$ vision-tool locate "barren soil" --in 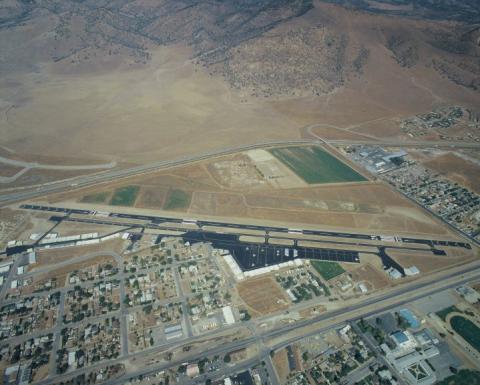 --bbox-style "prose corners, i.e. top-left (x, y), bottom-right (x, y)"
top-left (421, 152), bottom-right (480, 194)
top-left (0, 1), bottom-right (479, 179)
top-left (42, 154), bottom-right (456, 237)
top-left (236, 276), bottom-right (290, 317)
